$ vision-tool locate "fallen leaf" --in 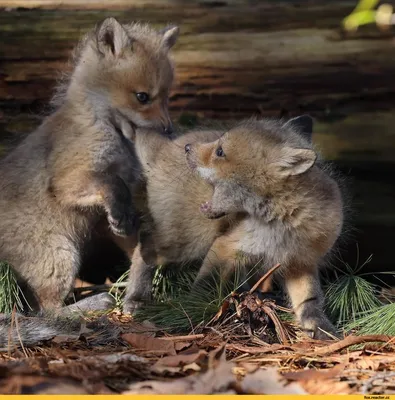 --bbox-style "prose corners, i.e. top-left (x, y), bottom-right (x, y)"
top-left (154, 350), bottom-right (207, 368)
top-left (209, 299), bottom-right (230, 324)
top-left (0, 375), bottom-right (98, 394)
top-left (283, 364), bottom-right (346, 381)
top-left (124, 359), bottom-right (235, 394)
top-left (175, 341), bottom-right (192, 352)
top-left (349, 357), bottom-right (382, 371)
top-left (121, 333), bottom-right (176, 355)
top-left (208, 344), bottom-right (227, 369)
top-left (240, 368), bottom-right (306, 394)
top-left (301, 380), bottom-right (352, 395)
